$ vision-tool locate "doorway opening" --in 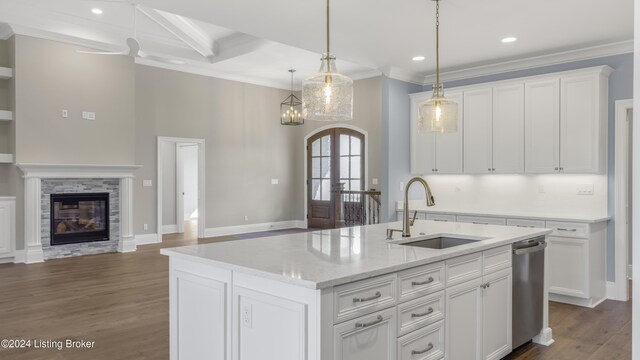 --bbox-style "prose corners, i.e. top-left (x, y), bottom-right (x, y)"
top-left (157, 137), bottom-right (206, 240)
top-left (614, 99), bottom-right (633, 301)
